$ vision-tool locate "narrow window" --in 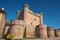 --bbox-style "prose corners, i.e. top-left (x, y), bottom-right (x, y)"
top-left (31, 23), bottom-right (32, 25)
top-left (34, 19), bottom-right (36, 21)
